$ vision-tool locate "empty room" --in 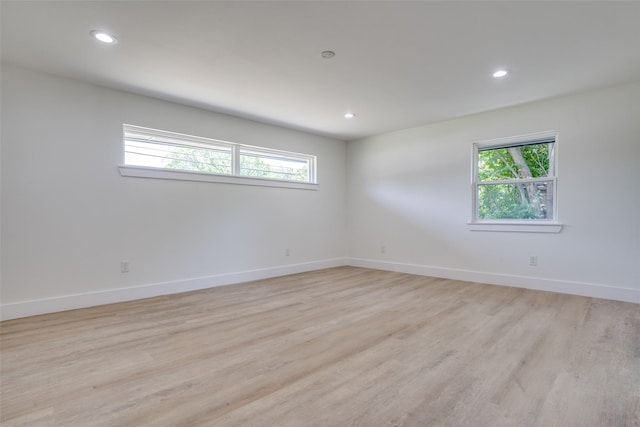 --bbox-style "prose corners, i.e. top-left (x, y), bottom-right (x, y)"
top-left (1, 1), bottom-right (639, 426)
